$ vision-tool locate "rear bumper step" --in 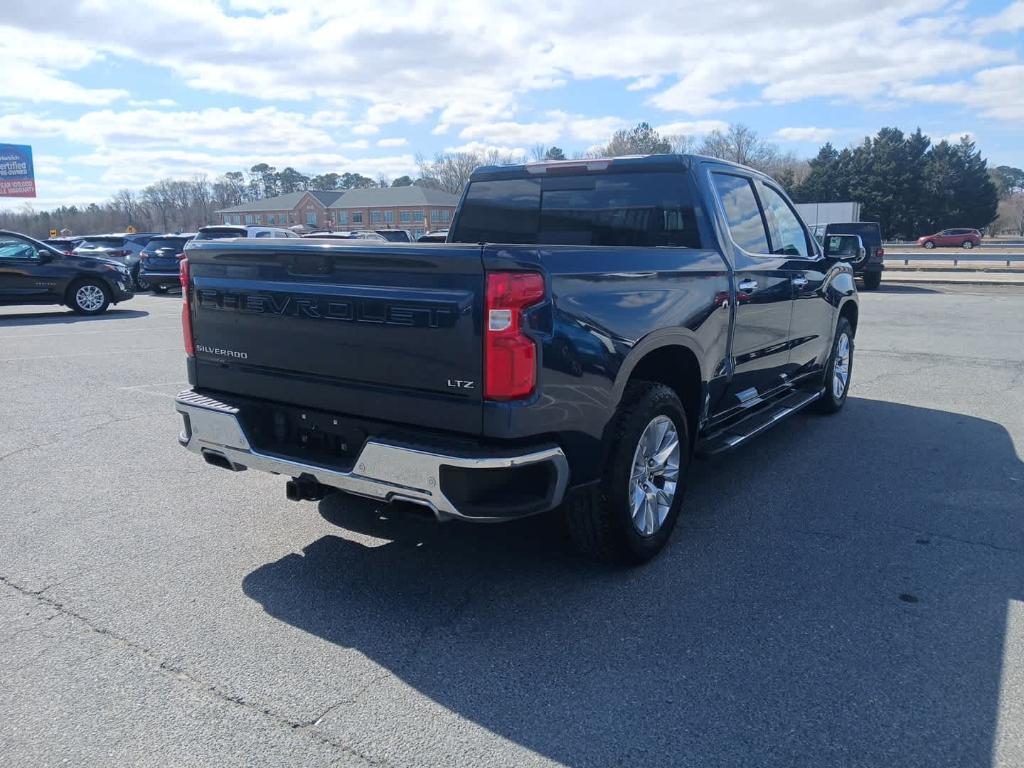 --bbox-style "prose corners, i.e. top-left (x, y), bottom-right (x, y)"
top-left (174, 390), bottom-right (569, 522)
